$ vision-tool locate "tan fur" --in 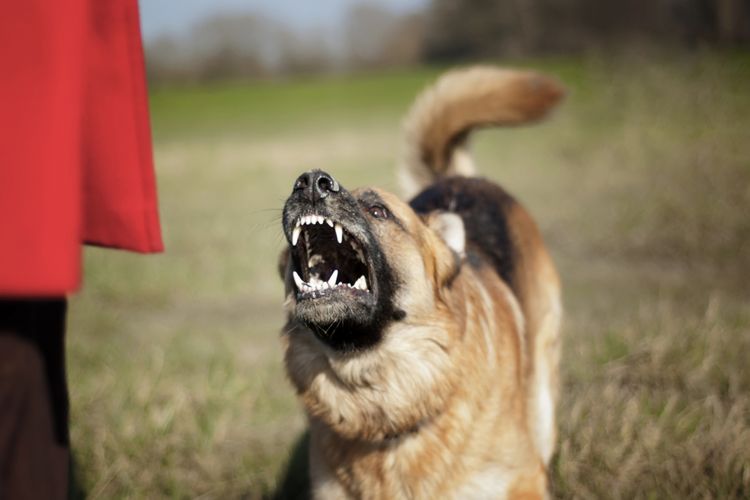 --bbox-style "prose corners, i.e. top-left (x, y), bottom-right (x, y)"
top-left (281, 66), bottom-right (563, 499)
top-left (399, 66), bottom-right (564, 198)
